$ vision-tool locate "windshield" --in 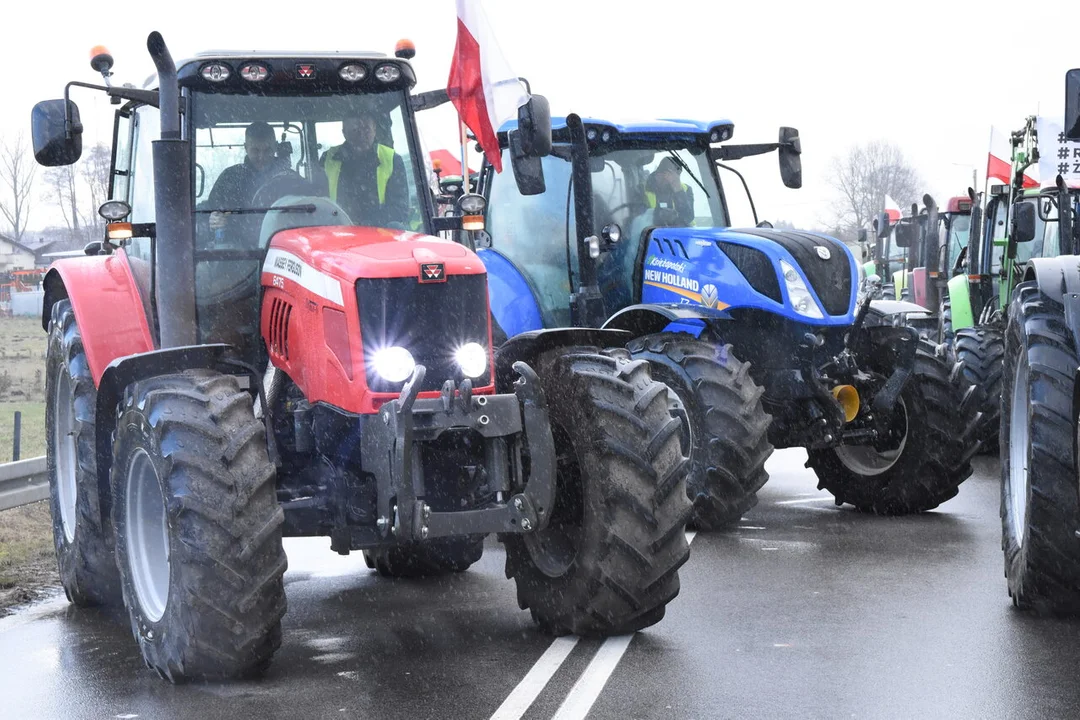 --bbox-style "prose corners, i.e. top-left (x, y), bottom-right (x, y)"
top-left (193, 90), bottom-right (426, 238)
